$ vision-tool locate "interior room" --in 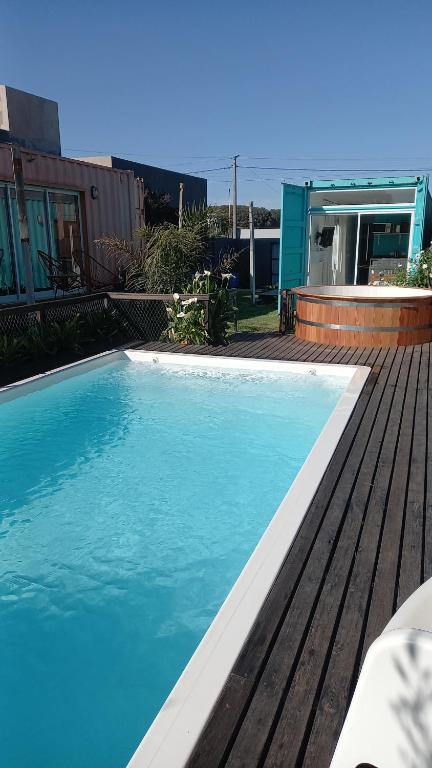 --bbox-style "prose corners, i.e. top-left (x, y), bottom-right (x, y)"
top-left (308, 211), bottom-right (412, 286)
